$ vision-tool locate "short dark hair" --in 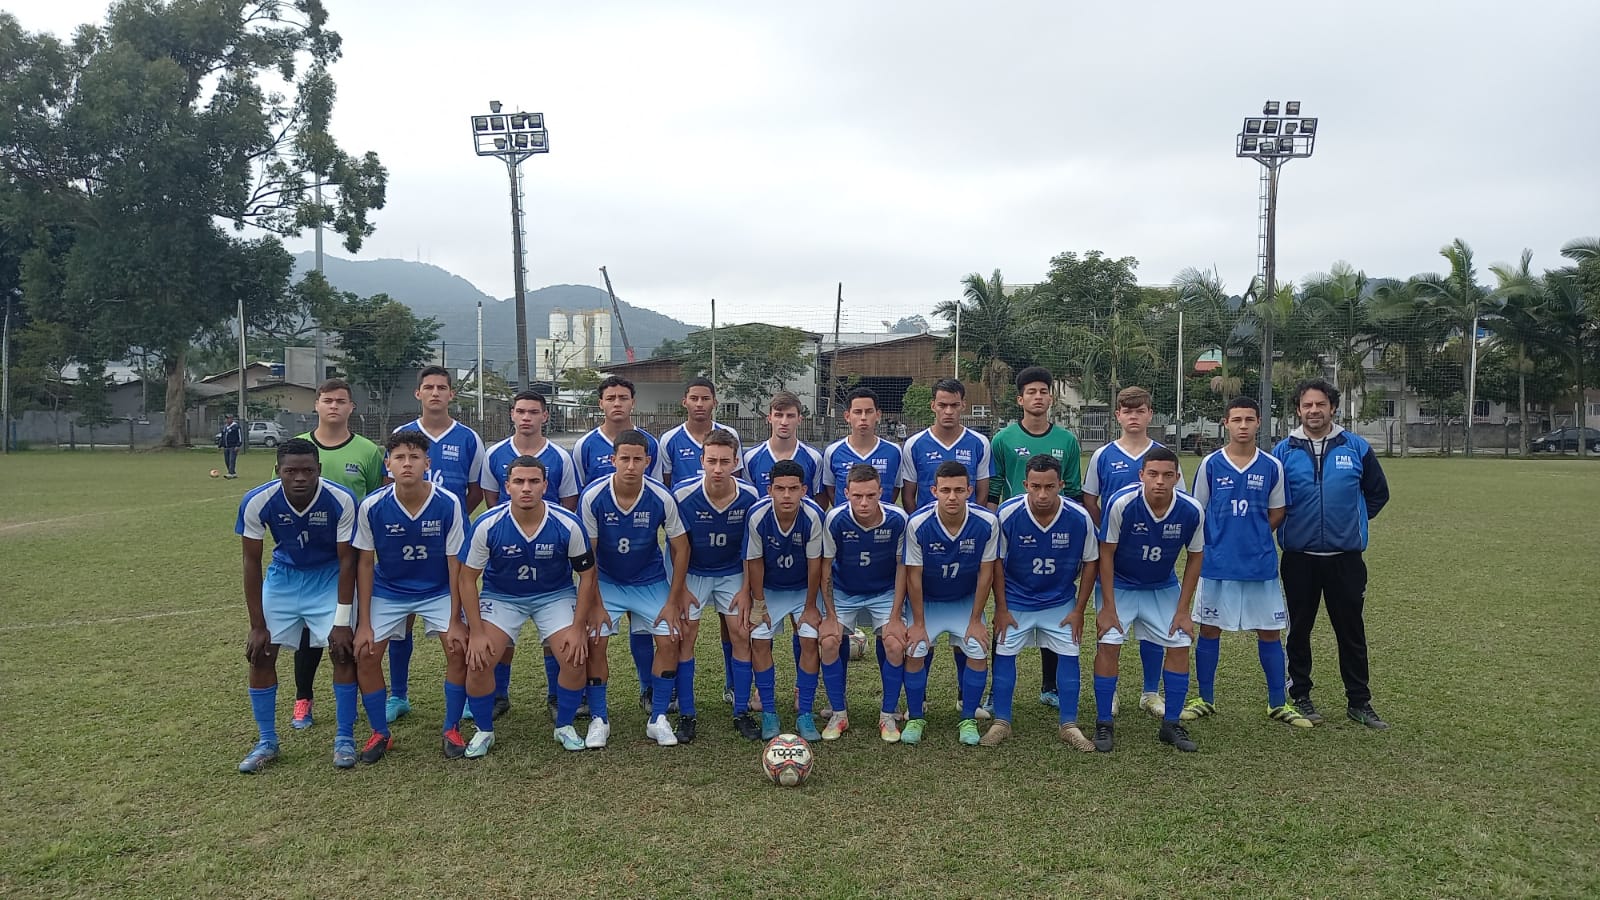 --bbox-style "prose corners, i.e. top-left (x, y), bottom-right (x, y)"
top-left (934, 460), bottom-right (969, 482)
top-left (932, 378), bottom-right (966, 399)
top-left (418, 365), bottom-right (451, 387)
top-left (512, 390), bottom-right (548, 411)
top-left (769, 459), bottom-right (805, 483)
top-left (1225, 395), bottom-right (1260, 417)
top-left (1024, 453), bottom-right (1062, 476)
top-left (684, 377), bottom-right (716, 397)
top-left (506, 454), bottom-right (547, 479)
top-left (703, 429), bottom-right (738, 452)
top-left (277, 437), bottom-right (319, 465)
top-left (1141, 445), bottom-right (1180, 470)
top-left (1292, 378), bottom-right (1340, 410)
top-left (768, 391), bottom-right (802, 413)
top-left (599, 375), bottom-right (635, 398)
top-left (1015, 367), bottom-right (1052, 393)
top-left (615, 429), bottom-right (651, 453)
top-left (846, 463), bottom-right (882, 485)
top-left (386, 430), bottom-right (432, 455)
top-left (316, 378), bottom-right (353, 399)
top-left (846, 386), bottom-right (880, 410)
top-left (1117, 386), bottom-right (1152, 410)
